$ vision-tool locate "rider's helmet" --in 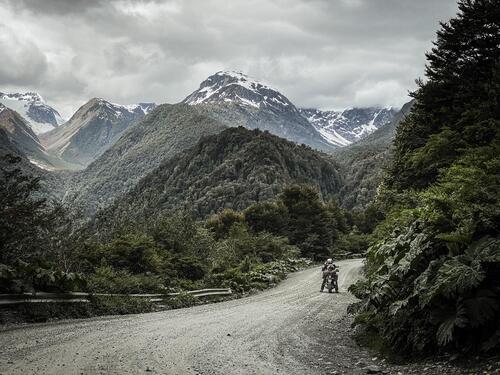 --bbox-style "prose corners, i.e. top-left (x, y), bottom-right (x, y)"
top-left (326, 258), bottom-right (333, 264)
